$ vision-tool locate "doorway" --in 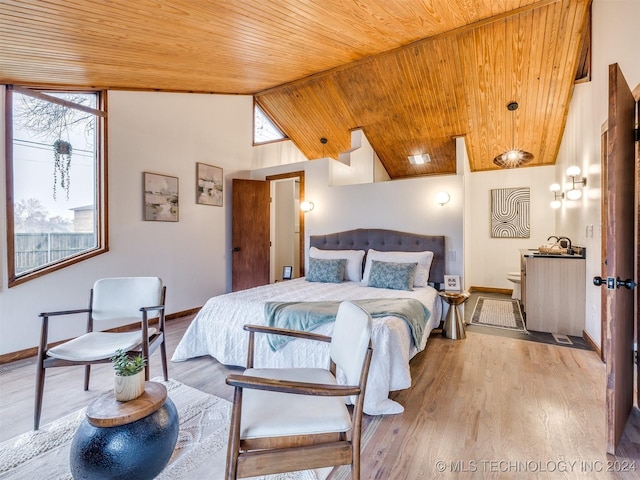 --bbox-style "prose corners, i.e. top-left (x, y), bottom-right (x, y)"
top-left (232, 171), bottom-right (306, 291)
top-left (267, 171), bottom-right (305, 282)
top-left (270, 177), bottom-right (301, 282)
